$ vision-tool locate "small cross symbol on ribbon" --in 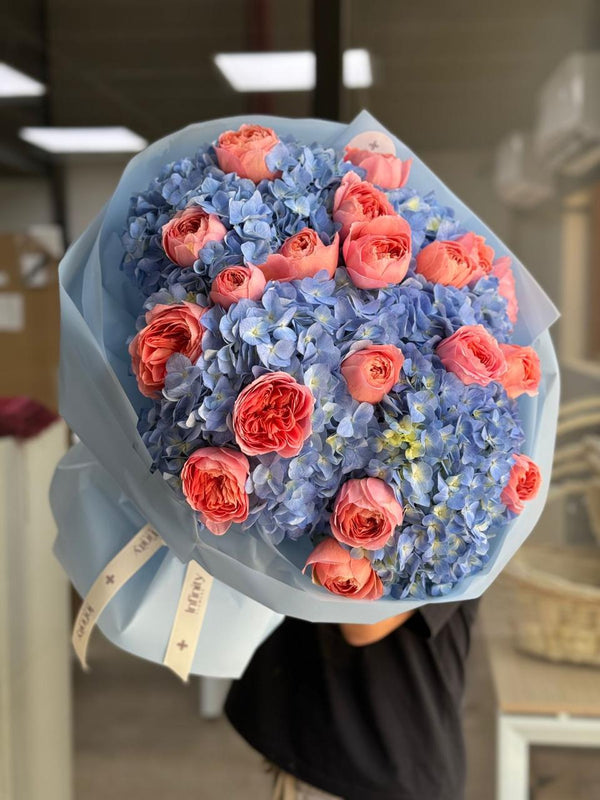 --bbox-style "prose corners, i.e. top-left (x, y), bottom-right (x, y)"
top-left (368, 140), bottom-right (380, 151)
top-left (177, 640), bottom-right (188, 651)
top-left (105, 574), bottom-right (115, 585)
